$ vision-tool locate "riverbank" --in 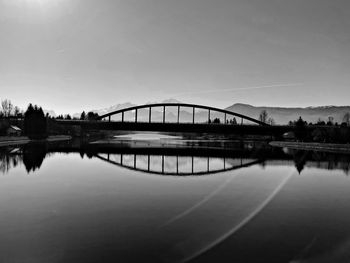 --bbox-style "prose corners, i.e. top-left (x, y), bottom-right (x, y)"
top-left (0, 135), bottom-right (72, 146)
top-left (270, 141), bottom-right (350, 153)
